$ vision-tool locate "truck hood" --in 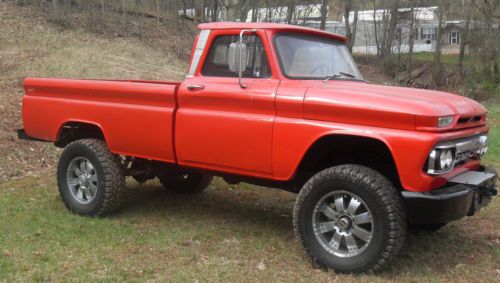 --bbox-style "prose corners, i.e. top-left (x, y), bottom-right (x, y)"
top-left (303, 81), bottom-right (487, 131)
